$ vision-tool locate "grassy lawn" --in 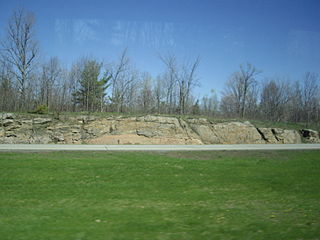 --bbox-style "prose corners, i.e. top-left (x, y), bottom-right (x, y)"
top-left (0, 150), bottom-right (320, 240)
